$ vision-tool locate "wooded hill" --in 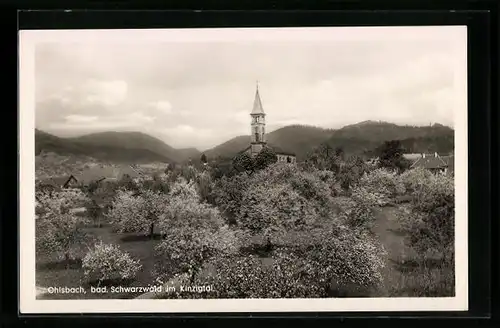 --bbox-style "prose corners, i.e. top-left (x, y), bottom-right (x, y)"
top-left (35, 121), bottom-right (454, 164)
